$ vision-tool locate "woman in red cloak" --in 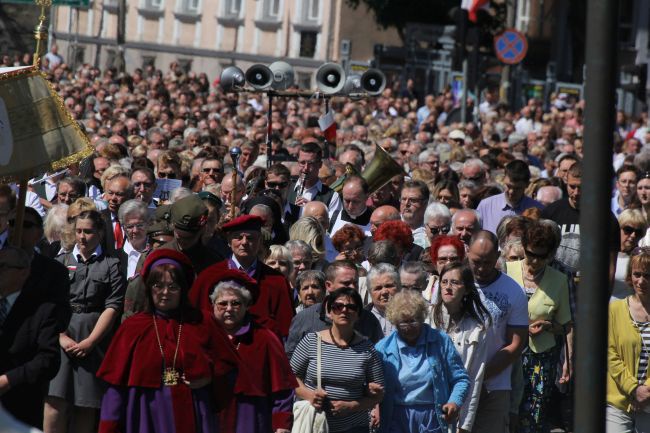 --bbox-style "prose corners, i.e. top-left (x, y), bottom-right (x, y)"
top-left (96, 249), bottom-right (245, 433)
top-left (209, 269), bottom-right (298, 433)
